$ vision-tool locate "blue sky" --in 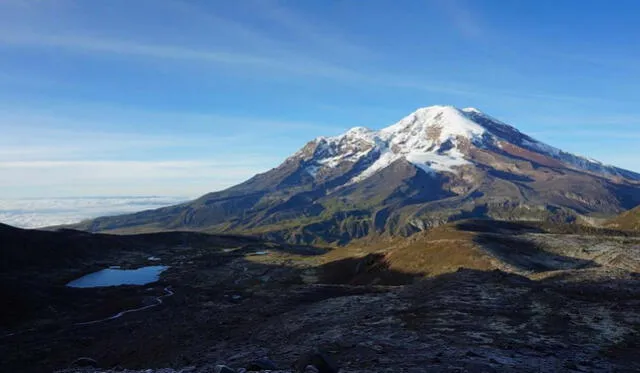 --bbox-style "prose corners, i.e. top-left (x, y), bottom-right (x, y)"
top-left (1, 0), bottom-right (639, 198)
